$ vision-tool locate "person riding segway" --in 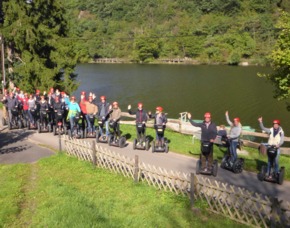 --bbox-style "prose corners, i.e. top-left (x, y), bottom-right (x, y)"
top-left (38, 95), bottom-right (51, 133)
top-left (258, 117), bottom-right (285, 185)
top-left (149, 106), bottom-right (168, 153)
top-left (27, 94), bottom-right (38, 129)
top-left (128, 103), bottom-right (150, 151)
top-left (67, 96), bottom-right (83, 138)
top-left (108, 101), bottom-right (126, 148)
top-left (220, 111), bottom-right (244, 173)
top-left (84, 95), bottom-right (98, 138)
top-left (4, 92), bottom-right (22, 130)
top-left (188, 112), bottom-right (218, 176)
top-left (96, 96), bottom-right (111, 143)
top-left (52, 96), bottom-right (67, 135)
